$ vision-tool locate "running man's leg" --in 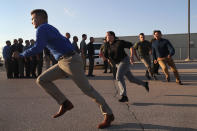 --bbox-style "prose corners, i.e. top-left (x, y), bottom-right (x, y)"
top-left (141, 56), bottom-right (153, 77)
top-left (36, 64), bottom-right (68, 105)
top-left (116, 62), bottom-right (127, 96)
top-left (158, 59), bottom-right (170, 80)
top-left (166, 58), bottom-right (181, 82)
top-left (58, 54), bottom-right (113, 115)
